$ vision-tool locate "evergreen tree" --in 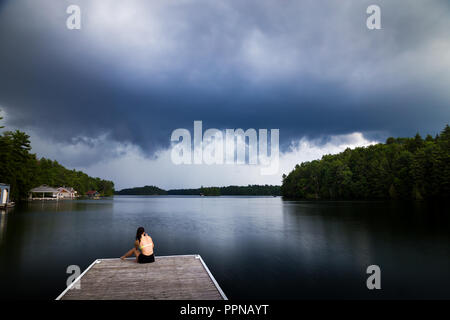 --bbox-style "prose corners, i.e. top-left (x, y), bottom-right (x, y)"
top-left (0, 117), bottom-right (114, 201)
top-left (282, 125), bottom-right (449, 200)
